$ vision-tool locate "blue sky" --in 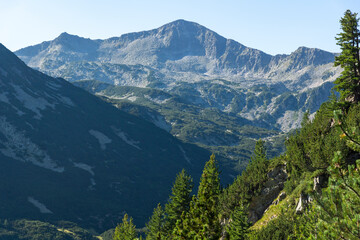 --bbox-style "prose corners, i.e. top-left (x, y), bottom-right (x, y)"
top-left (1, 0), bottom-right (359, 54)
